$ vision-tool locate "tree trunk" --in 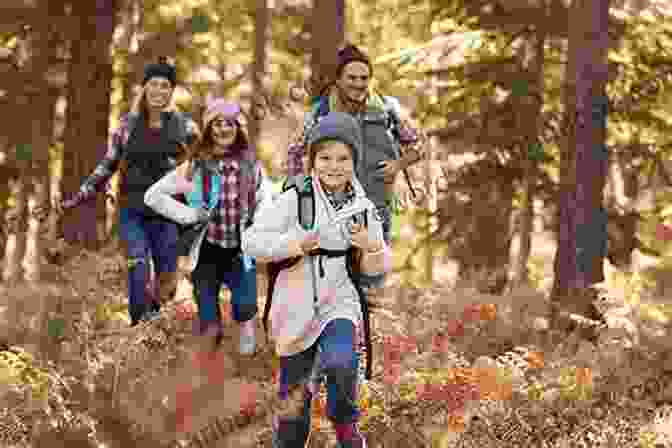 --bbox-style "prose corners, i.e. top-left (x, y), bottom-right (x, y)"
top-left (2, 171), bottom-right (26, 284)
top-left (604, 144), bottom-right (641, 270)
top-left (22, 93), bottom-right (56, 283)
top-left (61, 0), bottom-right (119, 251)
top-left (512, 26), bottom-right (546, 286)
top-left (309, 0), bottom-right (345, 97)
top-left (1, 95), bottom-right (29, 284)
top-left (250, 0), bottom-right (269, 150)
top-left (106, 0), bottom-right (142, 247)
top-left (551, 0), bottom-right (611, 316)
top-left (22, 0), bottom-right (63, 282)
top-left (455, 160), bottom-right (515, 295)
